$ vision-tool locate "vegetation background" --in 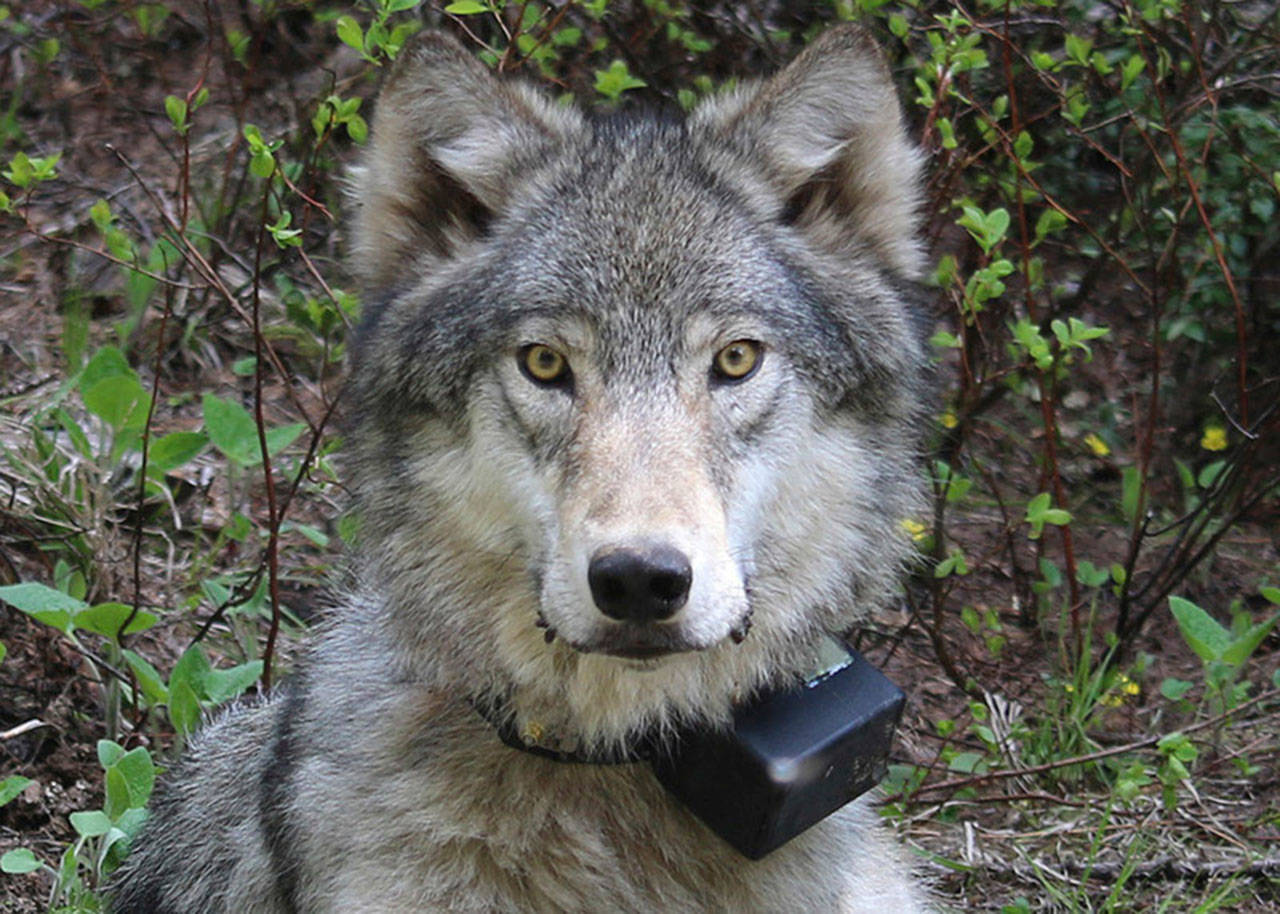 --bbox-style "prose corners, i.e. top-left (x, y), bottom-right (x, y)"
top-left (0, 0), bottom-right (1276, 911)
